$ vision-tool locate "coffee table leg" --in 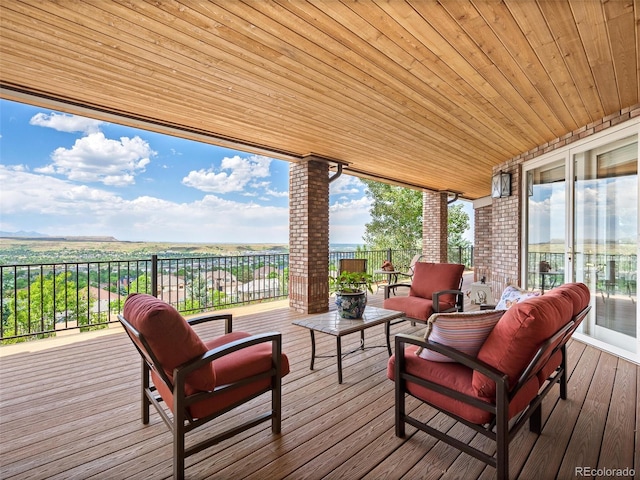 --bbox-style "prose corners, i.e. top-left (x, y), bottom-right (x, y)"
top-left (336, 337), bottom-right (343, 384)
top-left (309, 330), bottom-right (316, 371)
top-left (385, 321), bottom-right (392, 356)
top-left (360, 330), bottom-right (365, 350)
